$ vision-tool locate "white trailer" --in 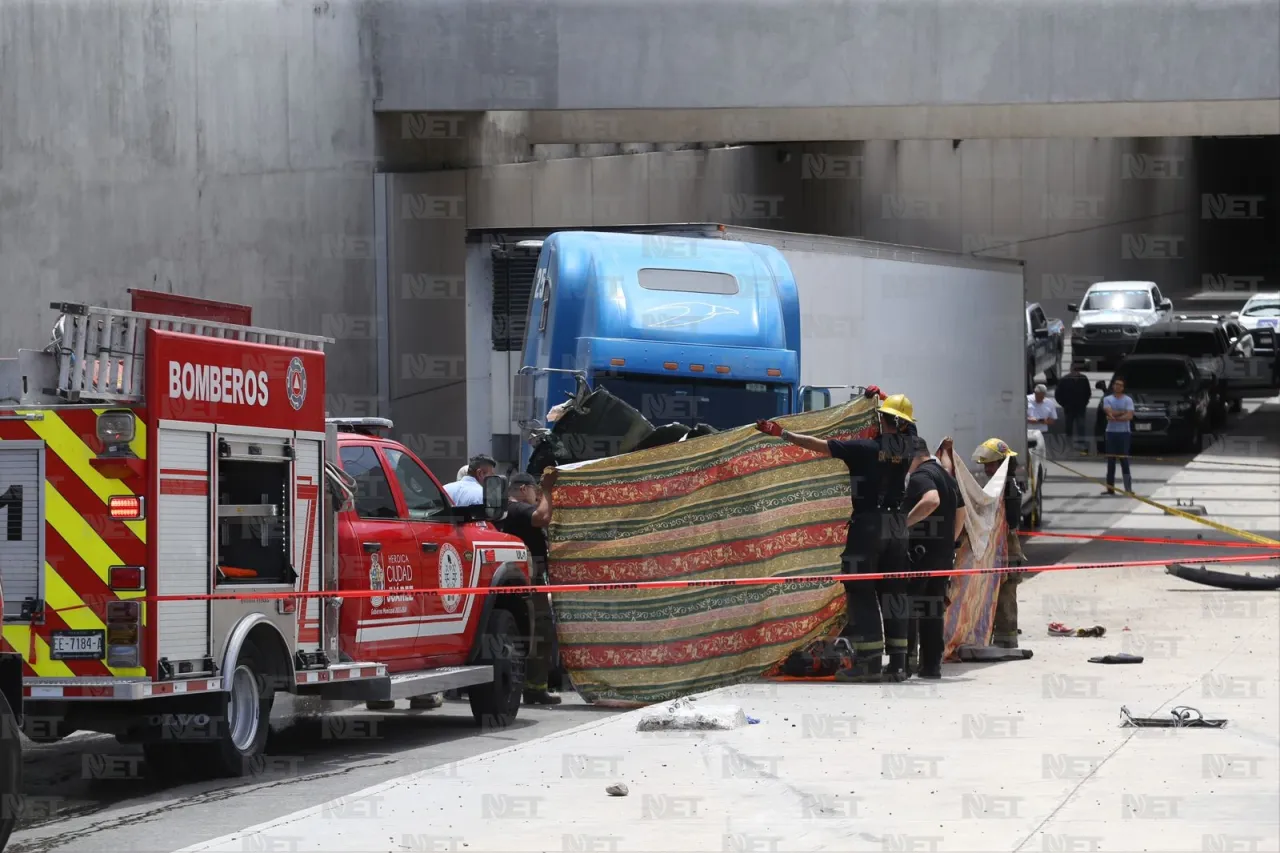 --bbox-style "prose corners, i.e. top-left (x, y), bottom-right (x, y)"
top-left (715, 225), bottom-right (1029, 470)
